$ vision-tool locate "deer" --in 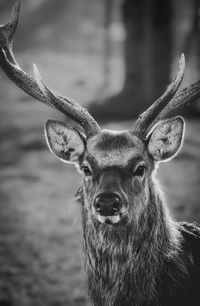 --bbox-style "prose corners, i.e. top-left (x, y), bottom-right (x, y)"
top-left (1, 1), bottom-right (200, 306)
